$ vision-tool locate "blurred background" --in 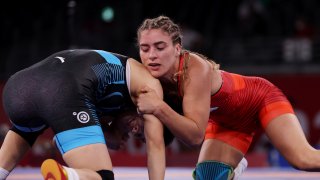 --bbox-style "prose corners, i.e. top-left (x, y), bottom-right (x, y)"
top-left (0, 0), bottom-right (320, 168)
